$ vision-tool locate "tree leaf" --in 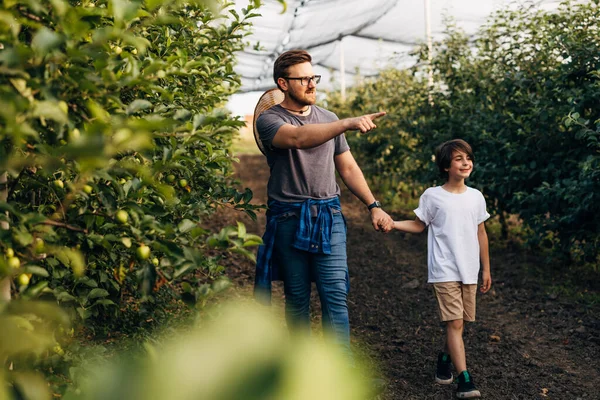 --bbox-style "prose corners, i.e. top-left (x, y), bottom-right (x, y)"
top-left (32, 101), bottom-right (68, 124)
top-left (126, 99), bottom-right (153, 115)
top-left (178, 219), bottom-right (196, 233)
top-left (31, 27), bottom-right (62, 54)
top-left (88, 288), bottom-right (109, 299)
